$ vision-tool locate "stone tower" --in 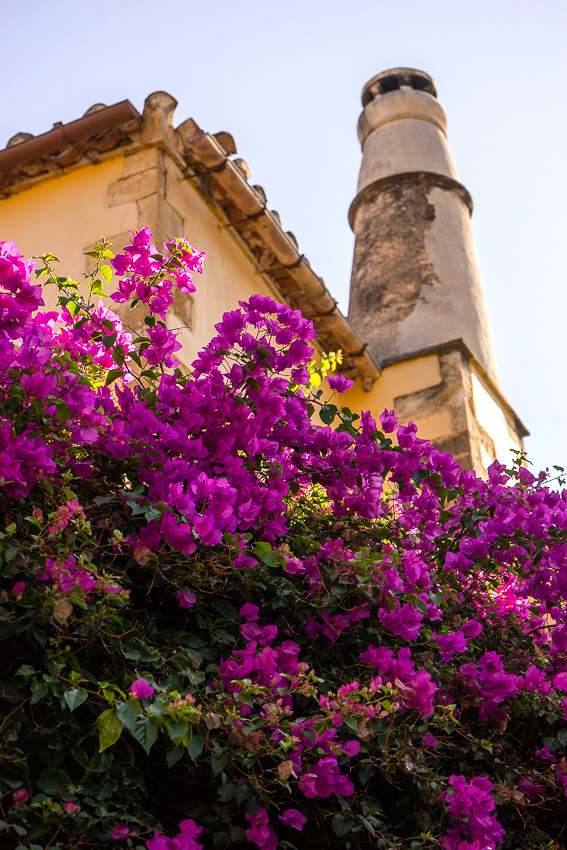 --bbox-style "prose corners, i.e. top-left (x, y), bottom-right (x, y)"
top-left (348, 68), bottom-right (526, 470)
